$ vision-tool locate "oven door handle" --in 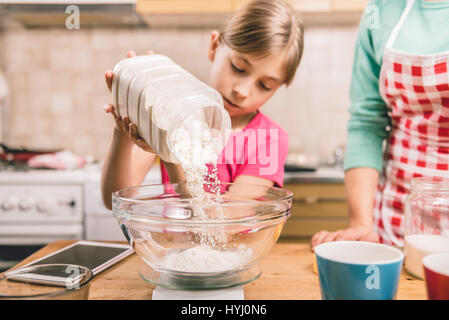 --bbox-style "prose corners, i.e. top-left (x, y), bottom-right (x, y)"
top-left (0, 225), bottom-right (83, 244)
top-left (0, 225), bottom-right (82, 236)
